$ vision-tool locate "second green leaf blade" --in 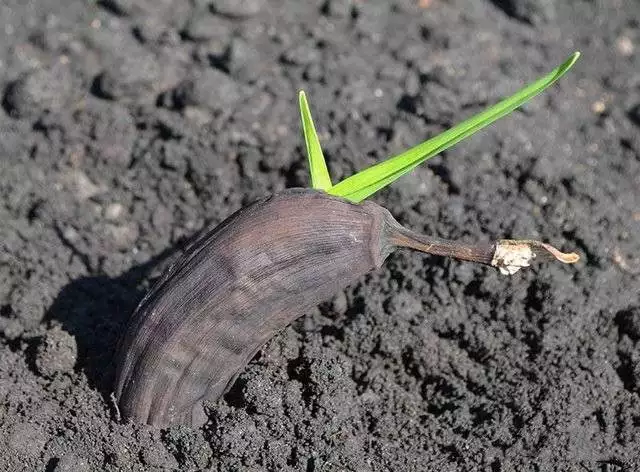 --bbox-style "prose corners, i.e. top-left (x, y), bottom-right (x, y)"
top-left (327, 52), bottom-right (581, 203)
top-left (299, 90), bottom-right (332, 191)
